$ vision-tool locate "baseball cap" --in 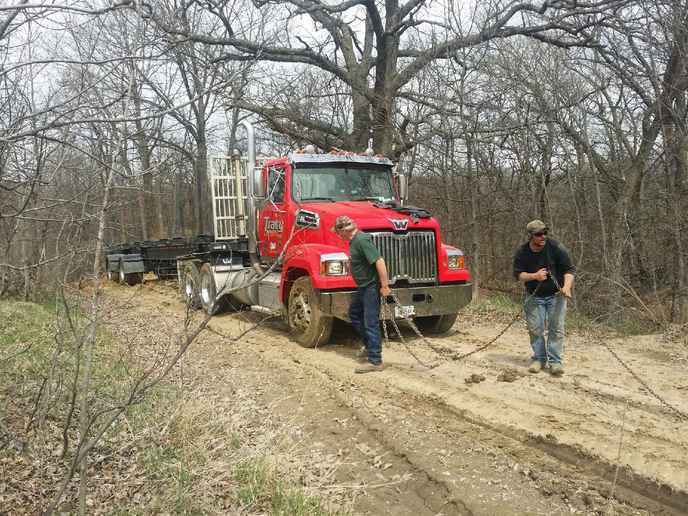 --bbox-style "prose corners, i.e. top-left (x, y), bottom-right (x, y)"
top-left (526, 219), bottom-right (548, 234)
top-left (332, 215), bottom-right (356, 232)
